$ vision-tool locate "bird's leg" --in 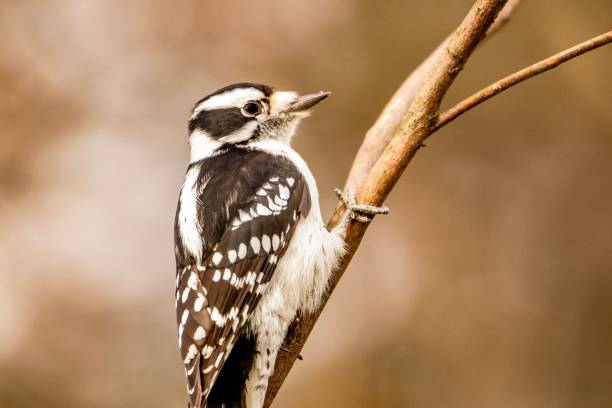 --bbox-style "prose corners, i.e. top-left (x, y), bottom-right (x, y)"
top-left (334, 188), bottom-right (389, 227)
